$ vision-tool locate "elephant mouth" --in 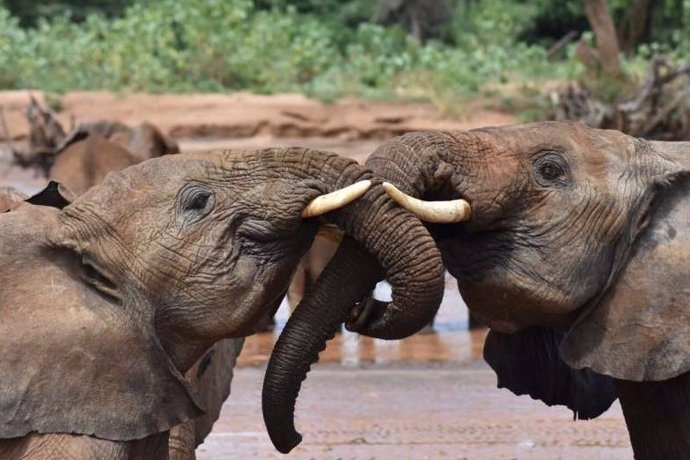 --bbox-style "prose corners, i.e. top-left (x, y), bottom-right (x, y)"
top-left (345, 296), bottom-right (379, 332)
top-left (345, 281), bottom-right (394, 333)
